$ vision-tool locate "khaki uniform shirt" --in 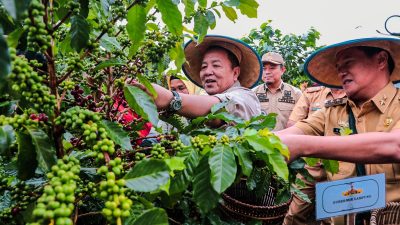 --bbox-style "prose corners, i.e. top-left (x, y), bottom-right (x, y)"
top-left (253, 82), bottom-right (302, 130)
top-left (295, 83), bottom-right (400, 202)
top-left (289, 86), bottom-right (345, 122)
top-left (214, 81), bottom-right (261, 120)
